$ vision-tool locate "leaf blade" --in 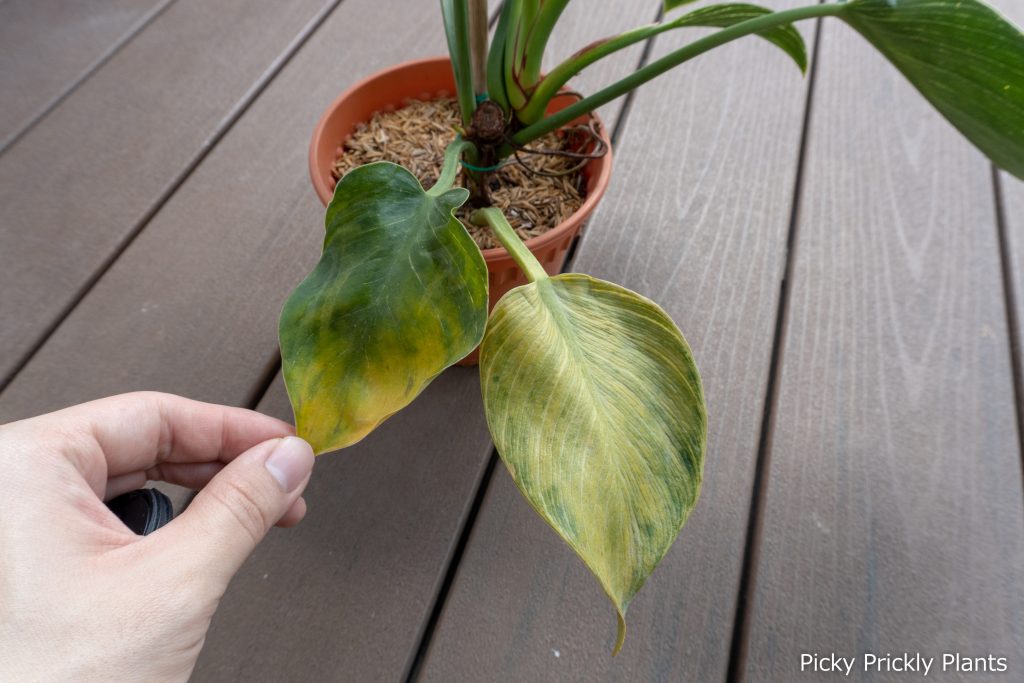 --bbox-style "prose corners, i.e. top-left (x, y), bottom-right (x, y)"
top-left (841, 0), bottom-right (1024, 179)
top-left (280, 162), bottom-right (488, 453)
top-left (664, 0), bottom-right (703, 11)
top-left (480, 274), bottom-right (707, 653)
top-left (671, 3), bottom-right (807, 72)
